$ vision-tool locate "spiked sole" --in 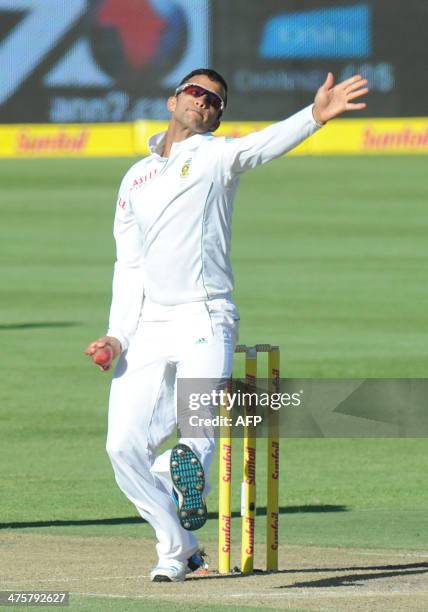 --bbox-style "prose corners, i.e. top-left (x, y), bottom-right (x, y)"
top-left (170, 444), bottom-right (207, 531)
